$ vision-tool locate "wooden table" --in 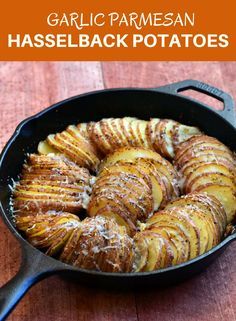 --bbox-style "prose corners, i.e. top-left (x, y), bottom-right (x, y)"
top-left (0, 62), bottom-right (235, 321)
